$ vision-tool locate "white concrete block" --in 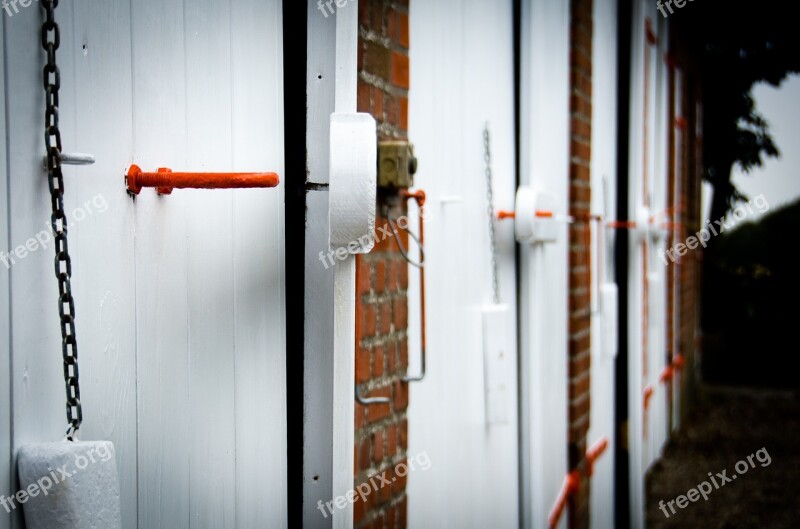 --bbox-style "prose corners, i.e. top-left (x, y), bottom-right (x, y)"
top-left (17, 441), bottom-right (122, 529)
